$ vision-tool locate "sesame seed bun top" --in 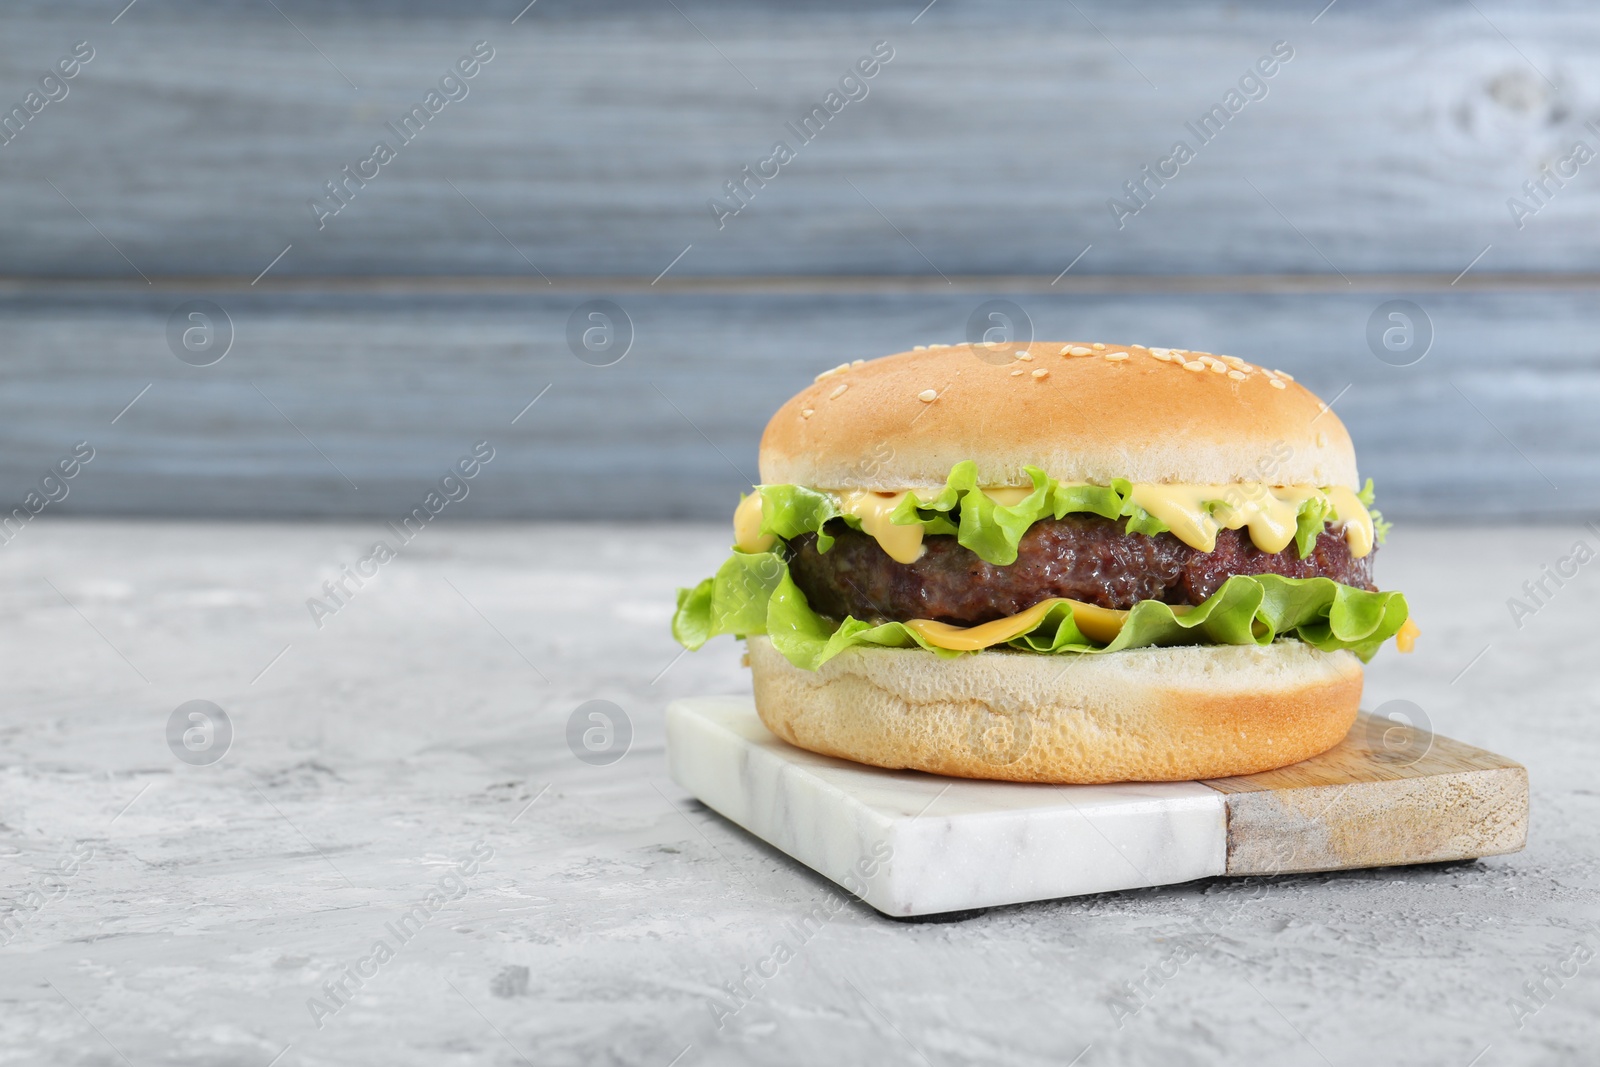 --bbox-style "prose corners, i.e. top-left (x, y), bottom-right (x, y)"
top-left (758, 343), bottom-right (1359, 489)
